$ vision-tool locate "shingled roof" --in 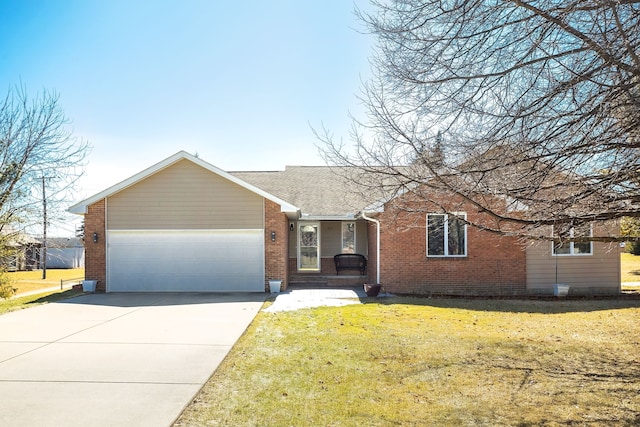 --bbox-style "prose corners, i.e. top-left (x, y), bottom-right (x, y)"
top-left (231, 166), bottom-right (377, 218)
